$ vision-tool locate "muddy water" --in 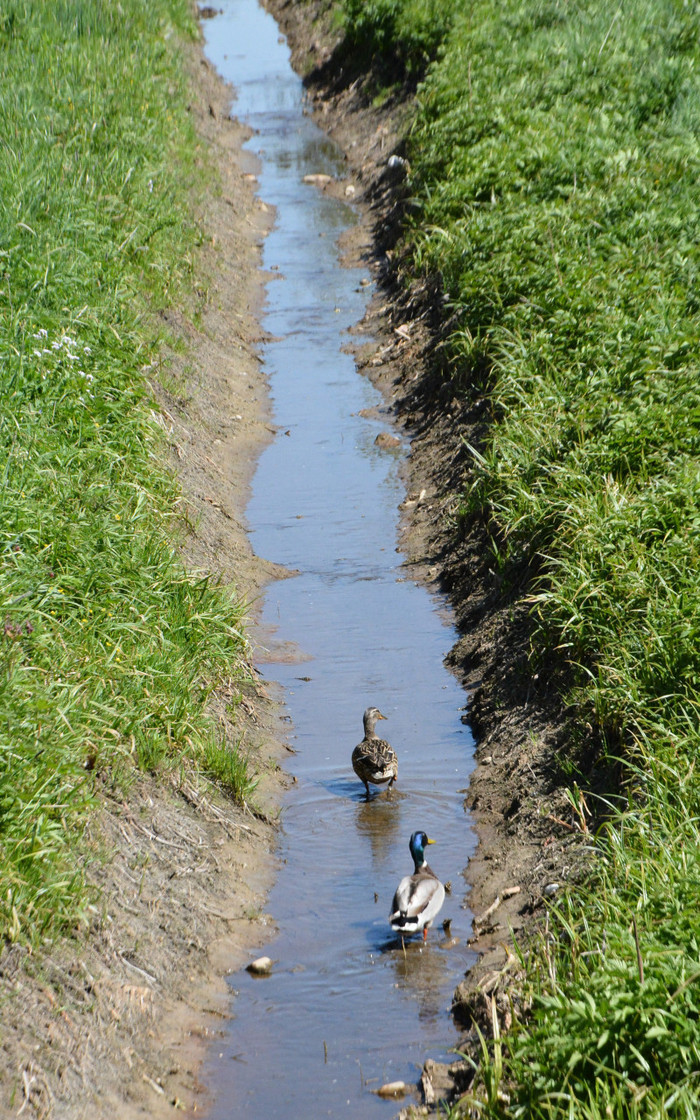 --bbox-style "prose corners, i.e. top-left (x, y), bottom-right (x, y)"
top-left (201, 3), bottom-right (477, 1115)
